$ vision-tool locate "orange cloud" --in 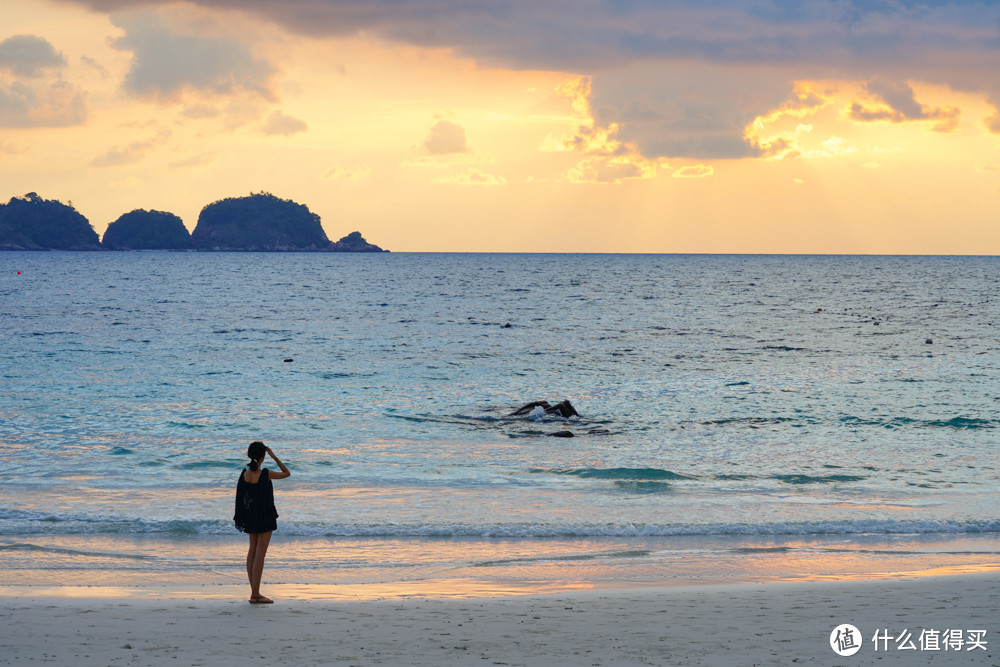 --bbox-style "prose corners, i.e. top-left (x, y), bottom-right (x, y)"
top-left (0, 79), bottom-right (88, 128)
top-left (545, 75), bottom-right (666, 183)
top-left (744, 81), bottom-right (835, 160)
top-left (672, 165), bottom-right (714, 178)
top-left (262, 110), bottom-right (307, 136)
top-left (423, 119), bottom-right (469, 154)
top-left (984, 110), bottom-right (1000, 134)
top-left (848, 80), bottom-right (960, 133)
